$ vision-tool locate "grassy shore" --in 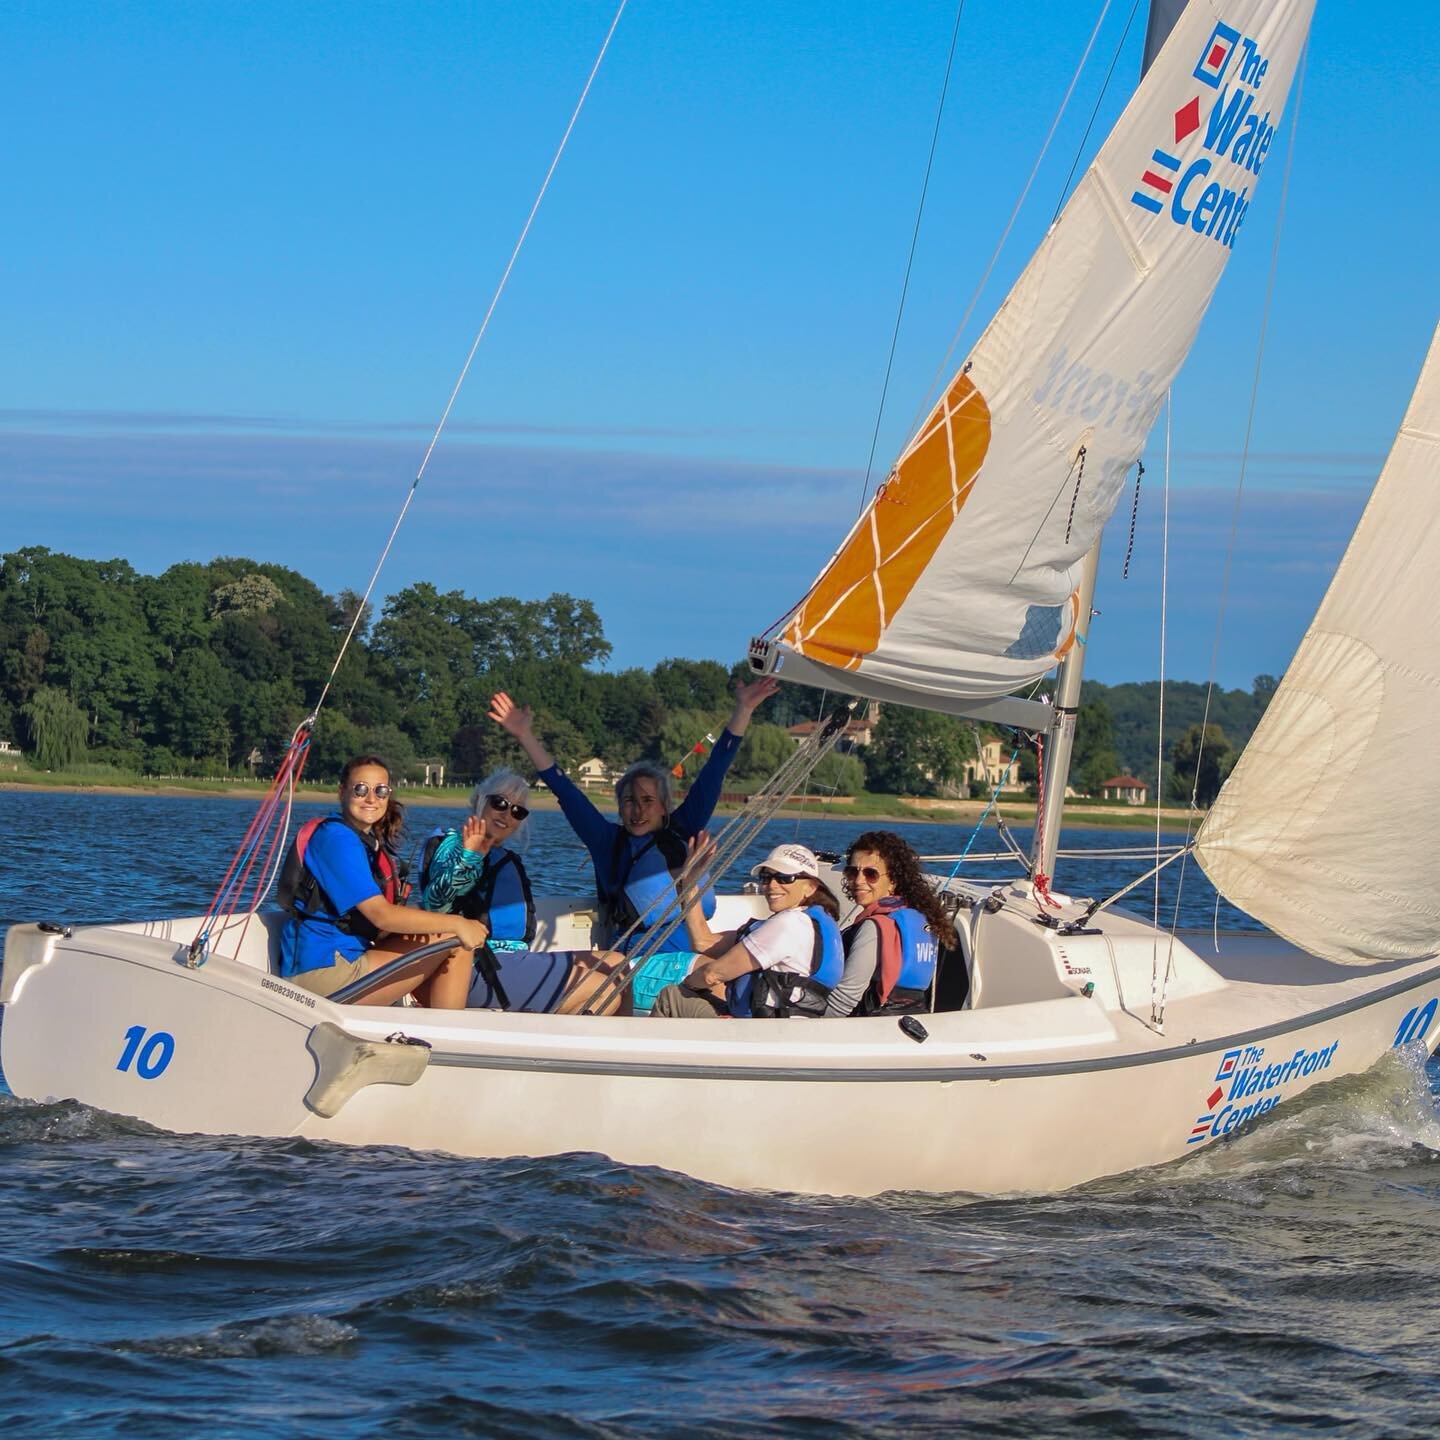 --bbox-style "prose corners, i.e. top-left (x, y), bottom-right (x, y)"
top-left (1, 764), bottom-right (1198, 830)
